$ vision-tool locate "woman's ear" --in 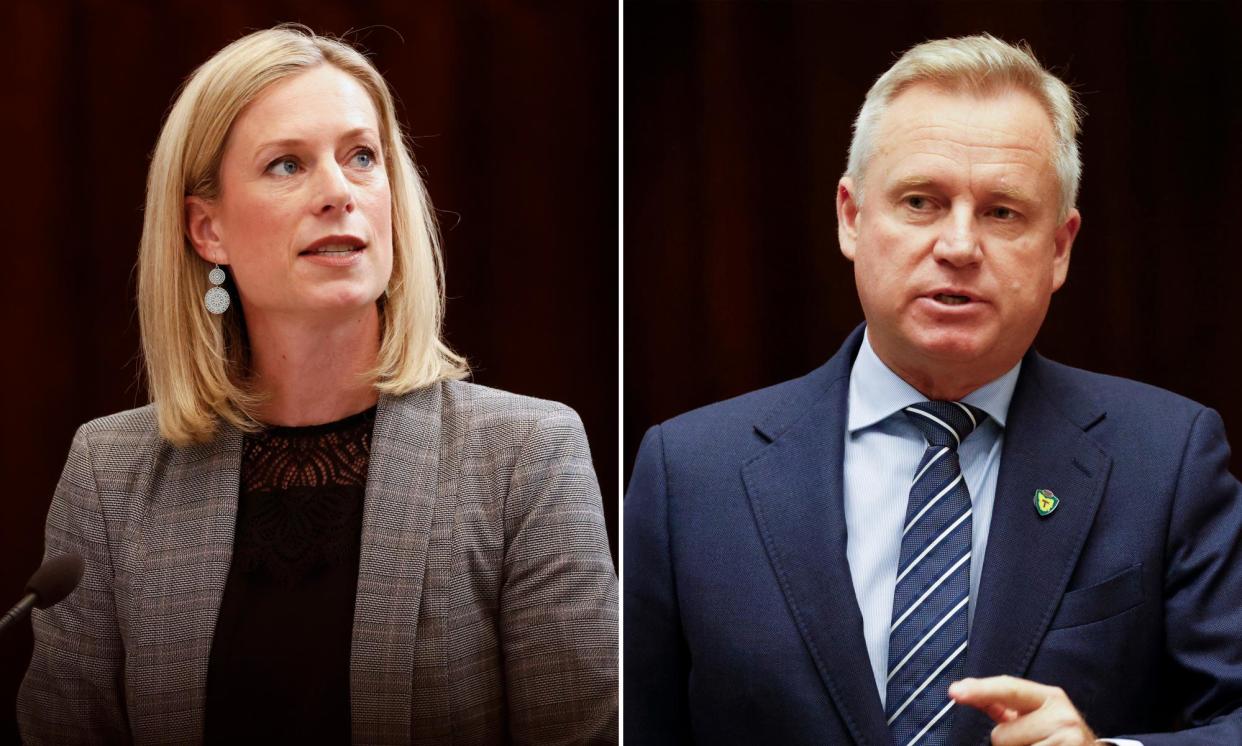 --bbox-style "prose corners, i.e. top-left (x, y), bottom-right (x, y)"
top-left (185, 196), bottom-right (228, 263)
